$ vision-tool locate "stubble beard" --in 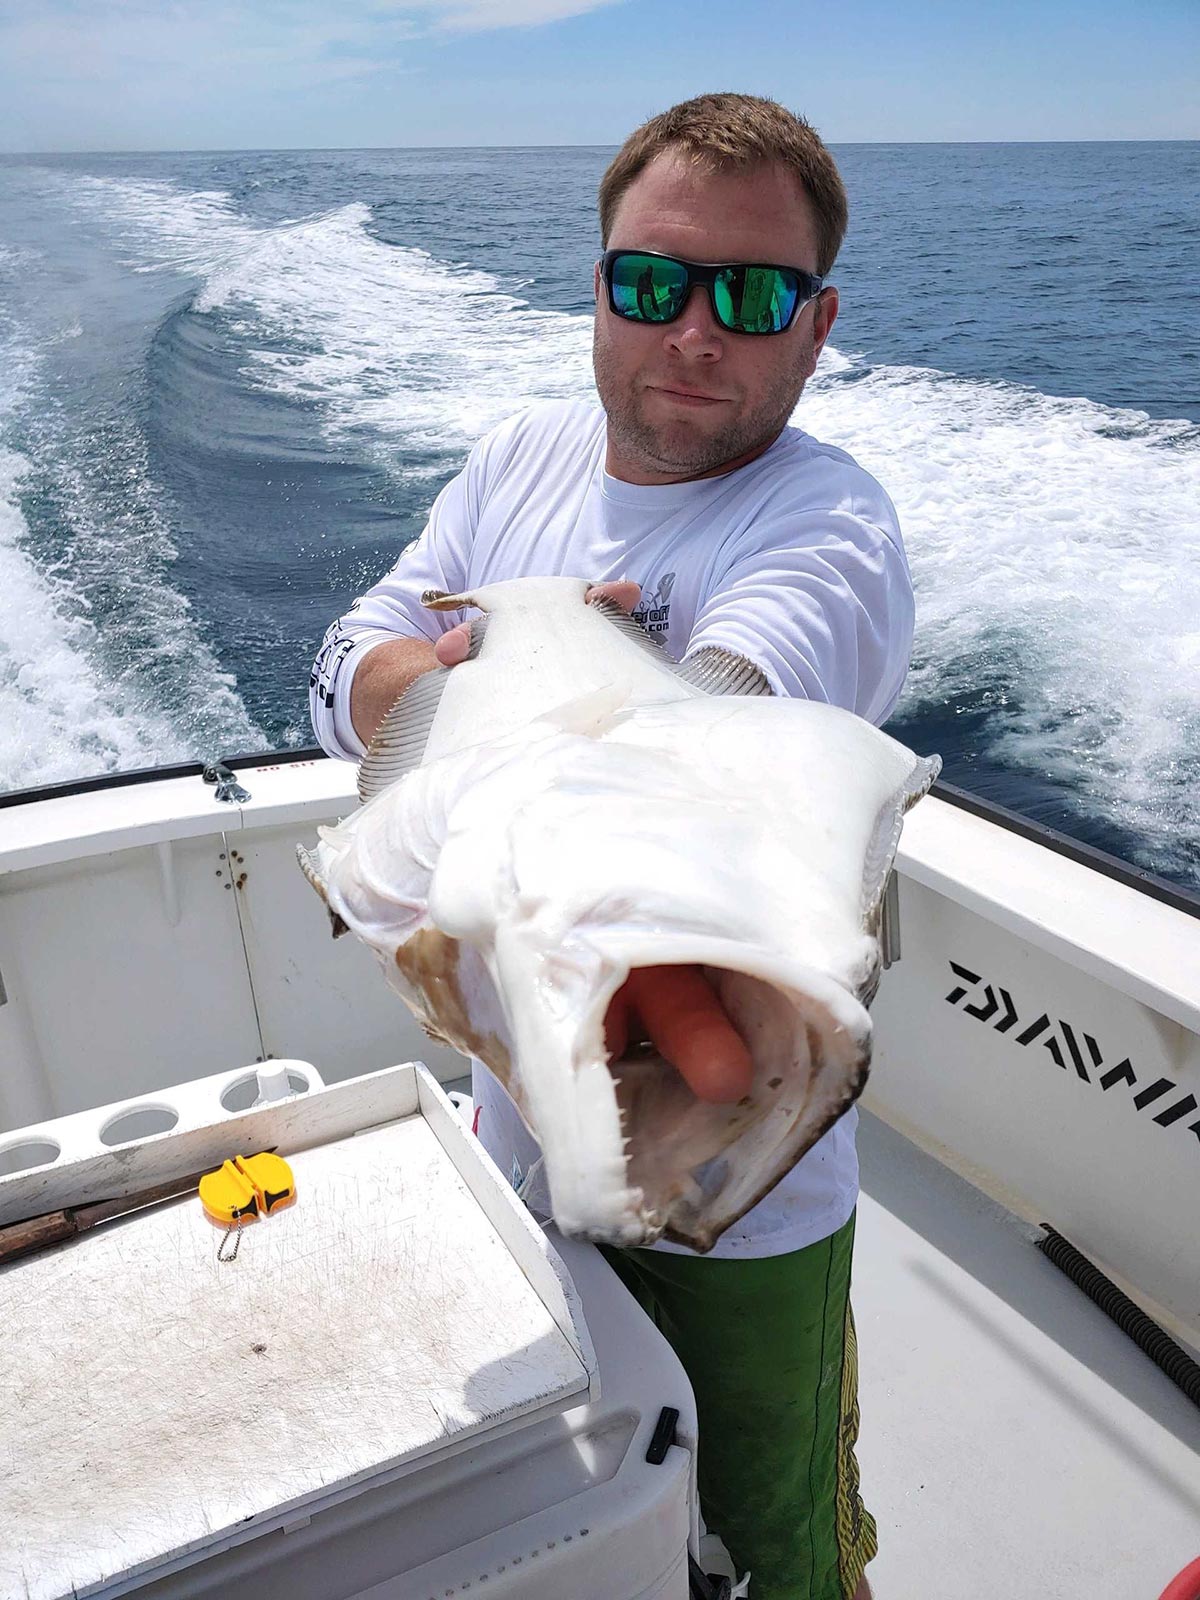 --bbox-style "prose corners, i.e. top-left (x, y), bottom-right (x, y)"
top-left (593, 328), bottom-right (815, 480)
